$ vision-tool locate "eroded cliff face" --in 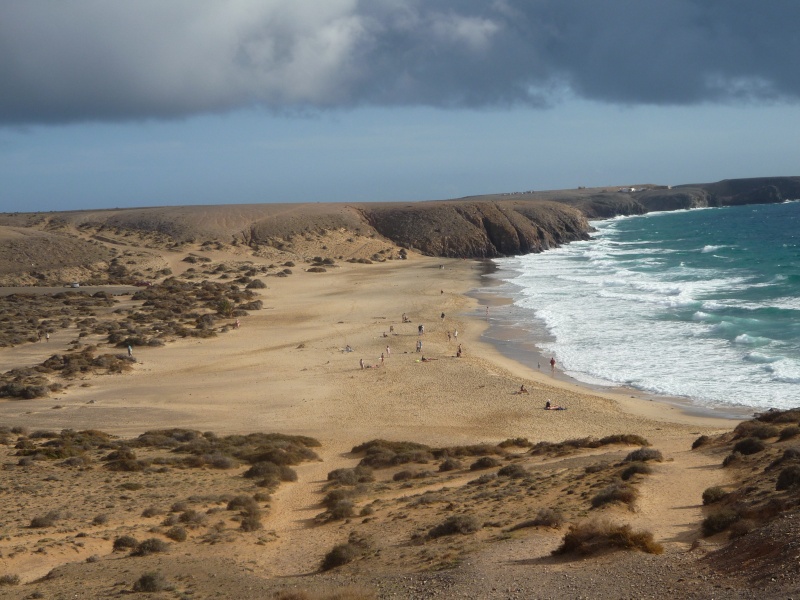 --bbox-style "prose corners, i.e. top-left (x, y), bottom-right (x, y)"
top-left (362, 200), bottom-right (591, 258)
